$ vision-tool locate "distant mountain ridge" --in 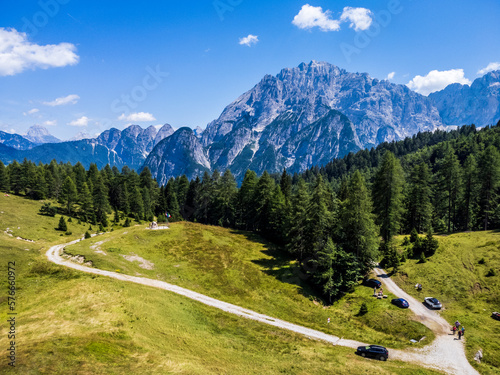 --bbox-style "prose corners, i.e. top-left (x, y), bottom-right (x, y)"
top-left (1, 62), bottom-right (499, 183)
